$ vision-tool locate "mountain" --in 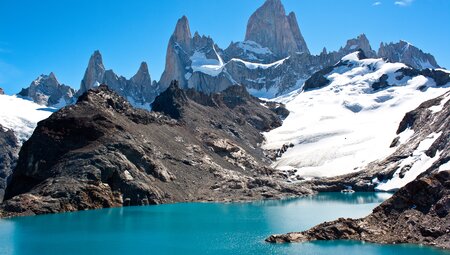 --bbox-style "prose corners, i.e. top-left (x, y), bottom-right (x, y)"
top-left (0, 84), bottom-right (311, 216)
top-left (17, 73), bottom-right (74, 107)
top-left (159, 16), bottom-right (233, 93)
top-left (158, 0), bottom-right (442, 99)
top-left (339, 34), bottom-right (377, 58)
top-left (245, 0), bottom-right (310, 57)
top-left (379, 40), bottom-right (440, 70)
top-left (77, 51), bottom-right (158, 110)
top-left (267, 170), bottom-right (450, 249)
top-left (263, 51), bottom-right (450, 180)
